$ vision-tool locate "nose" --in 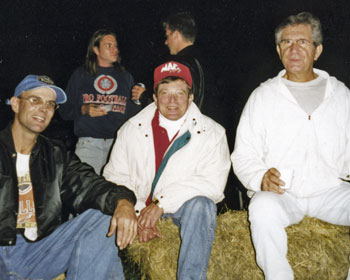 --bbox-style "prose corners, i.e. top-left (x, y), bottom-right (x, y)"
top-left (112, 46), bottom-right (118, 53)
top-left (290, 41), bottom-right (300, 51)
top-left (169, 93), bottom-right (177, 103)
